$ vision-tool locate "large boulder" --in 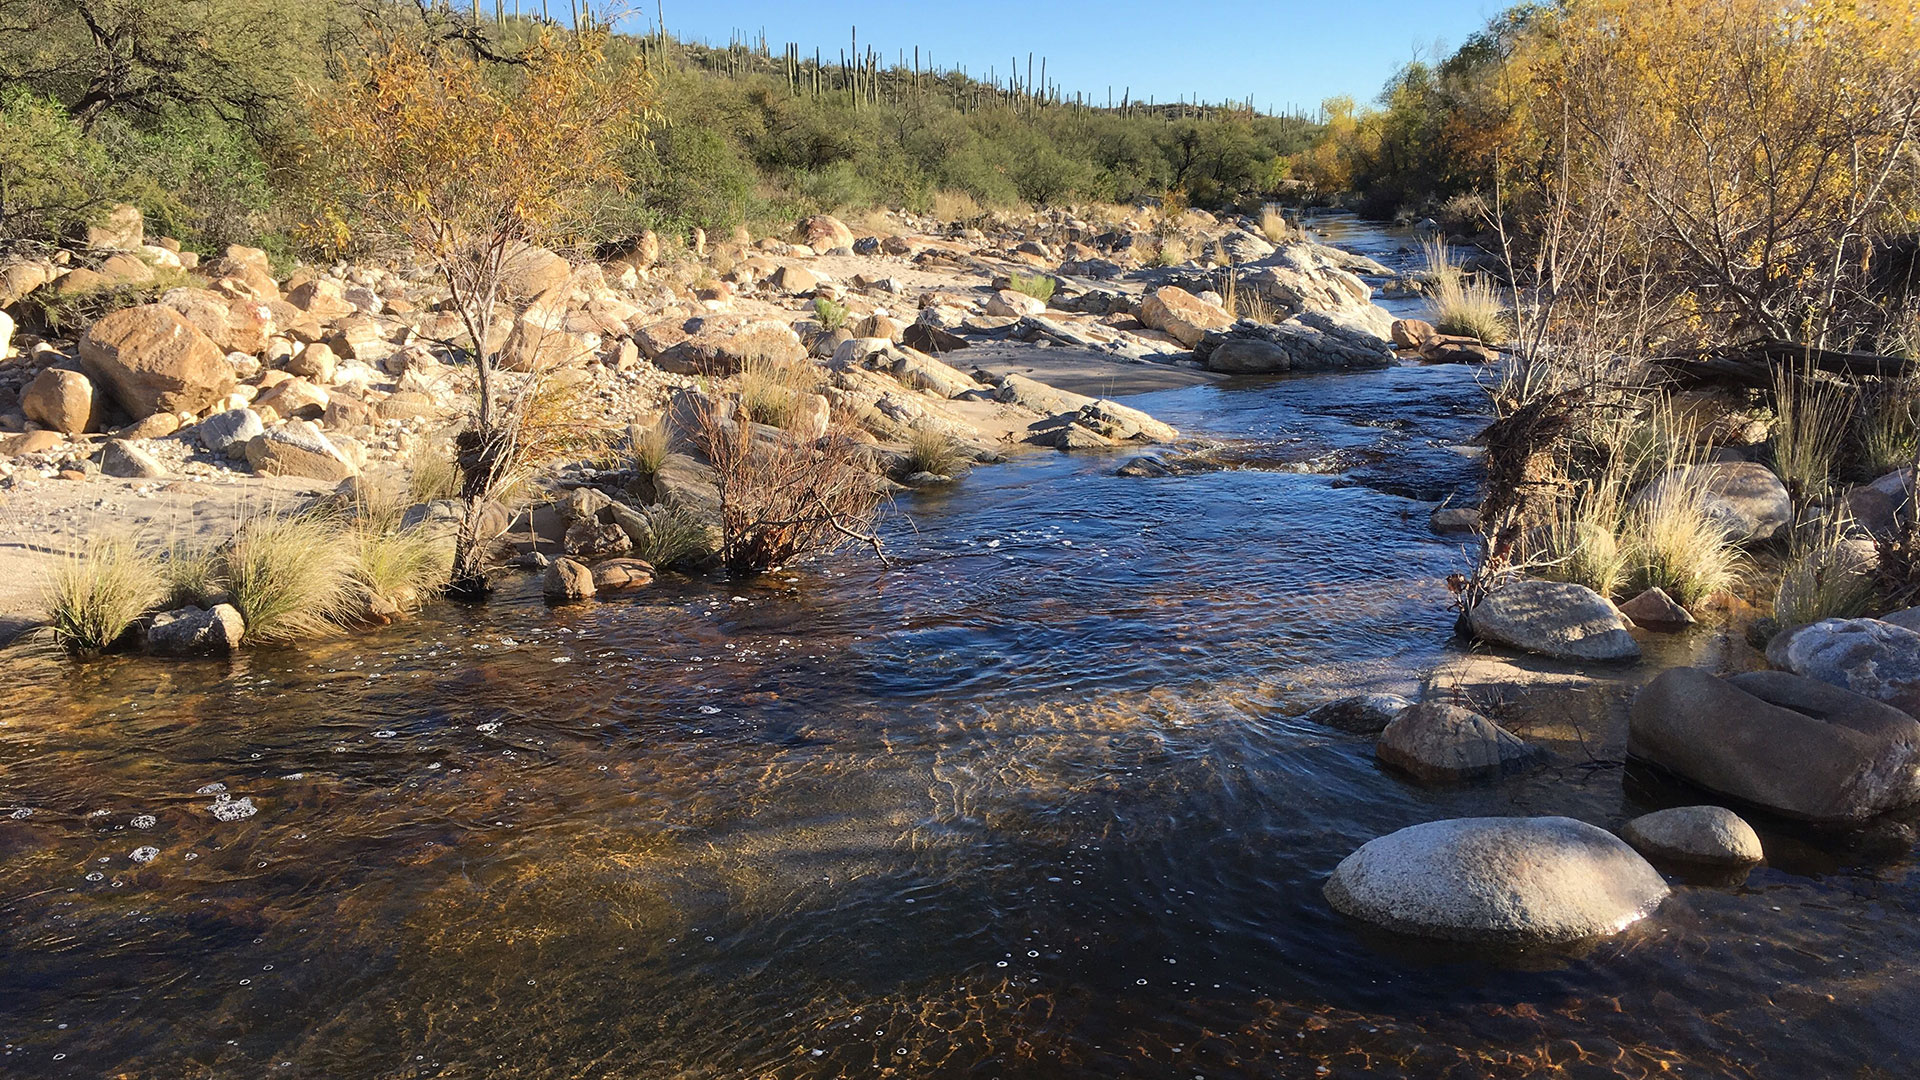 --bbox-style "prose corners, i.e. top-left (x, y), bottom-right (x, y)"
top-left (1846, 469), bottom-right (1913, 537)
top-left (1628, 666), bottom-right (1920, 823)
top-left (21, 368), bottom-right (100, 435)
top-left (1620, 806), bottom-right (1763, 867)
top-left (797, 214), bottom-right (855, 252)
top-left (500, 244), bottom-right (572, 298)
top-left (85, 203), bottom-right (144, 250)
top-left (1769, 618), bottom-right (1920, 717)
top-left (1324, 817), bottom-right (1670, 944)
top-left (1634, 462), bottom-right (1791, 543)
top-left (1376, 703), bottom-right (1540, 781)
top-left (147, 604), bottom-right (245, 657)
top-left (79, 305), bottom-right (236, 419)
top-left (244, 420), bottom-right (358, 483)
top-left (1466, 579), bottom-right (1641, 662)
top-left (1139, 286), bottom-right (1234, 348)
top-left (162, 287), bottom-right (273, 356)
top-left (1194, 313), bottom-right (1396, 374)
